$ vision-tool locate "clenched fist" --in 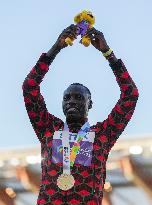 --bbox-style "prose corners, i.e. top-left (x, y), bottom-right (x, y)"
top-left (84, 27), bottom-right (110, 52)
top-left (55, 24), bottom-right (77, 49)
